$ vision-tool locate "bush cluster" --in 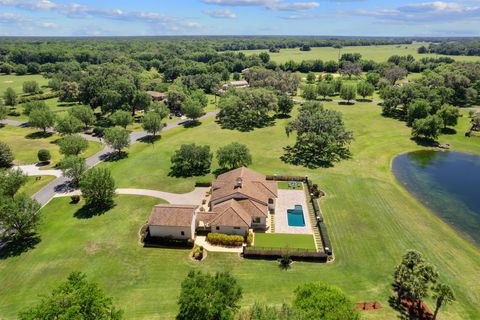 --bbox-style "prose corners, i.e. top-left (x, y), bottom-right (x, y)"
top-left (206, 232), bottom-right (244, 246)
top-left (17, 91), bottom-right (59, 104)
top-left (192, 245), bottom-right (204, 260)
